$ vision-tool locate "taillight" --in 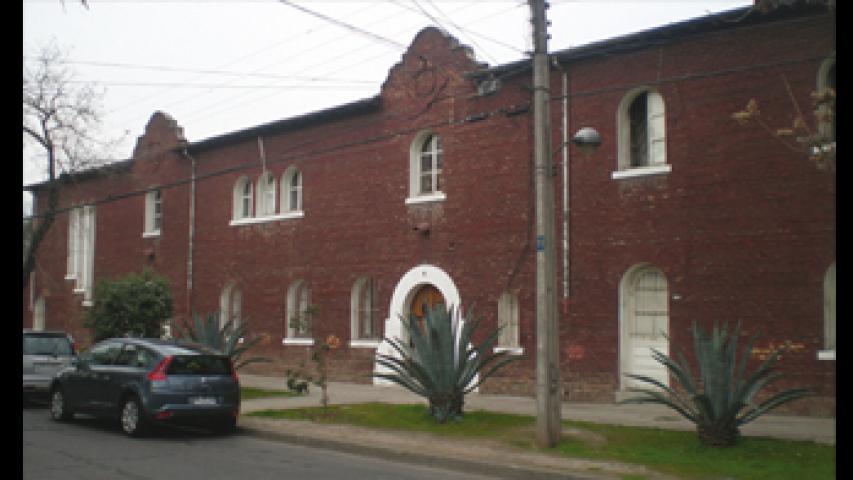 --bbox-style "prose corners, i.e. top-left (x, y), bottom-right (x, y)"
top-left (148, 356), bottom-right (173, 382)
top-left (230, 359), bottom-right (239, 383)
